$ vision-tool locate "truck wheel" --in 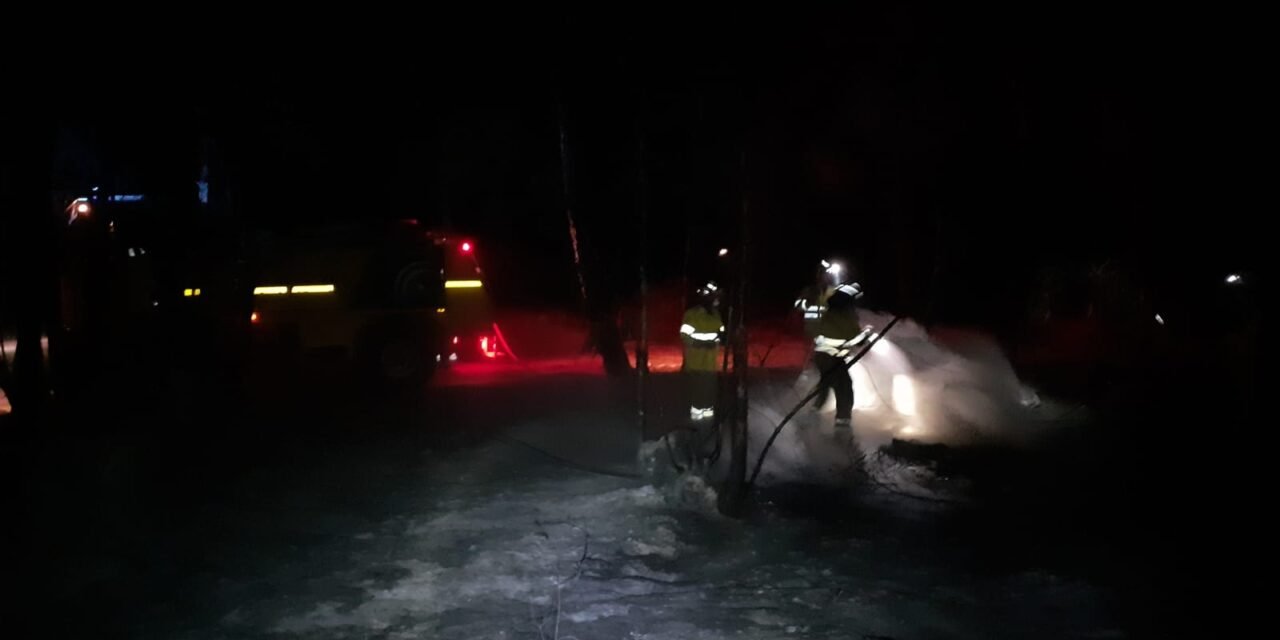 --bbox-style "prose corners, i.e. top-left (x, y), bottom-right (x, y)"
top-left (380, 338), bottom-right (424, 381)
top-left (358, 327), bottom-right (437, 392)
